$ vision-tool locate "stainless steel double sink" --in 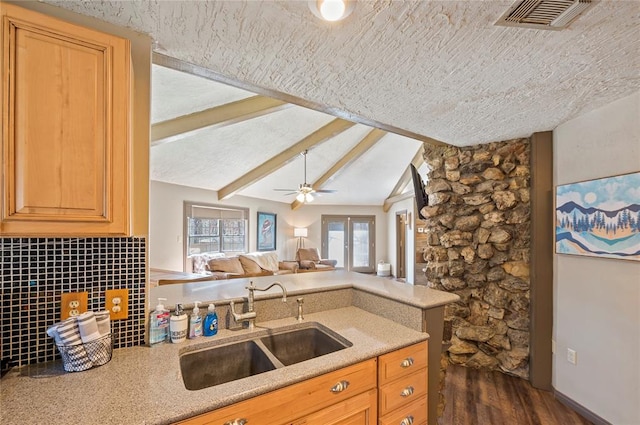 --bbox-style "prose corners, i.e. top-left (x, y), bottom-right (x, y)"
top-left (179, 322), bottom-right (352, 390)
